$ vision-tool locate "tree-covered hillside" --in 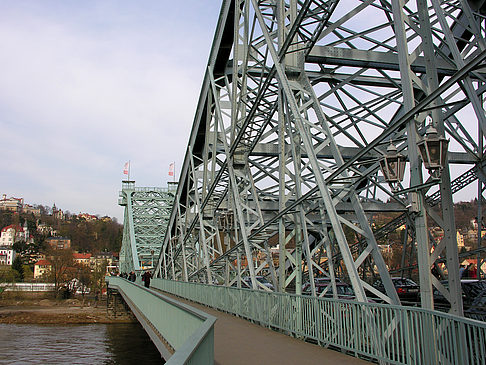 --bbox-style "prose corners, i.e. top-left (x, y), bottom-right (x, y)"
top-left (0, 209), bottom-right (122, 253)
